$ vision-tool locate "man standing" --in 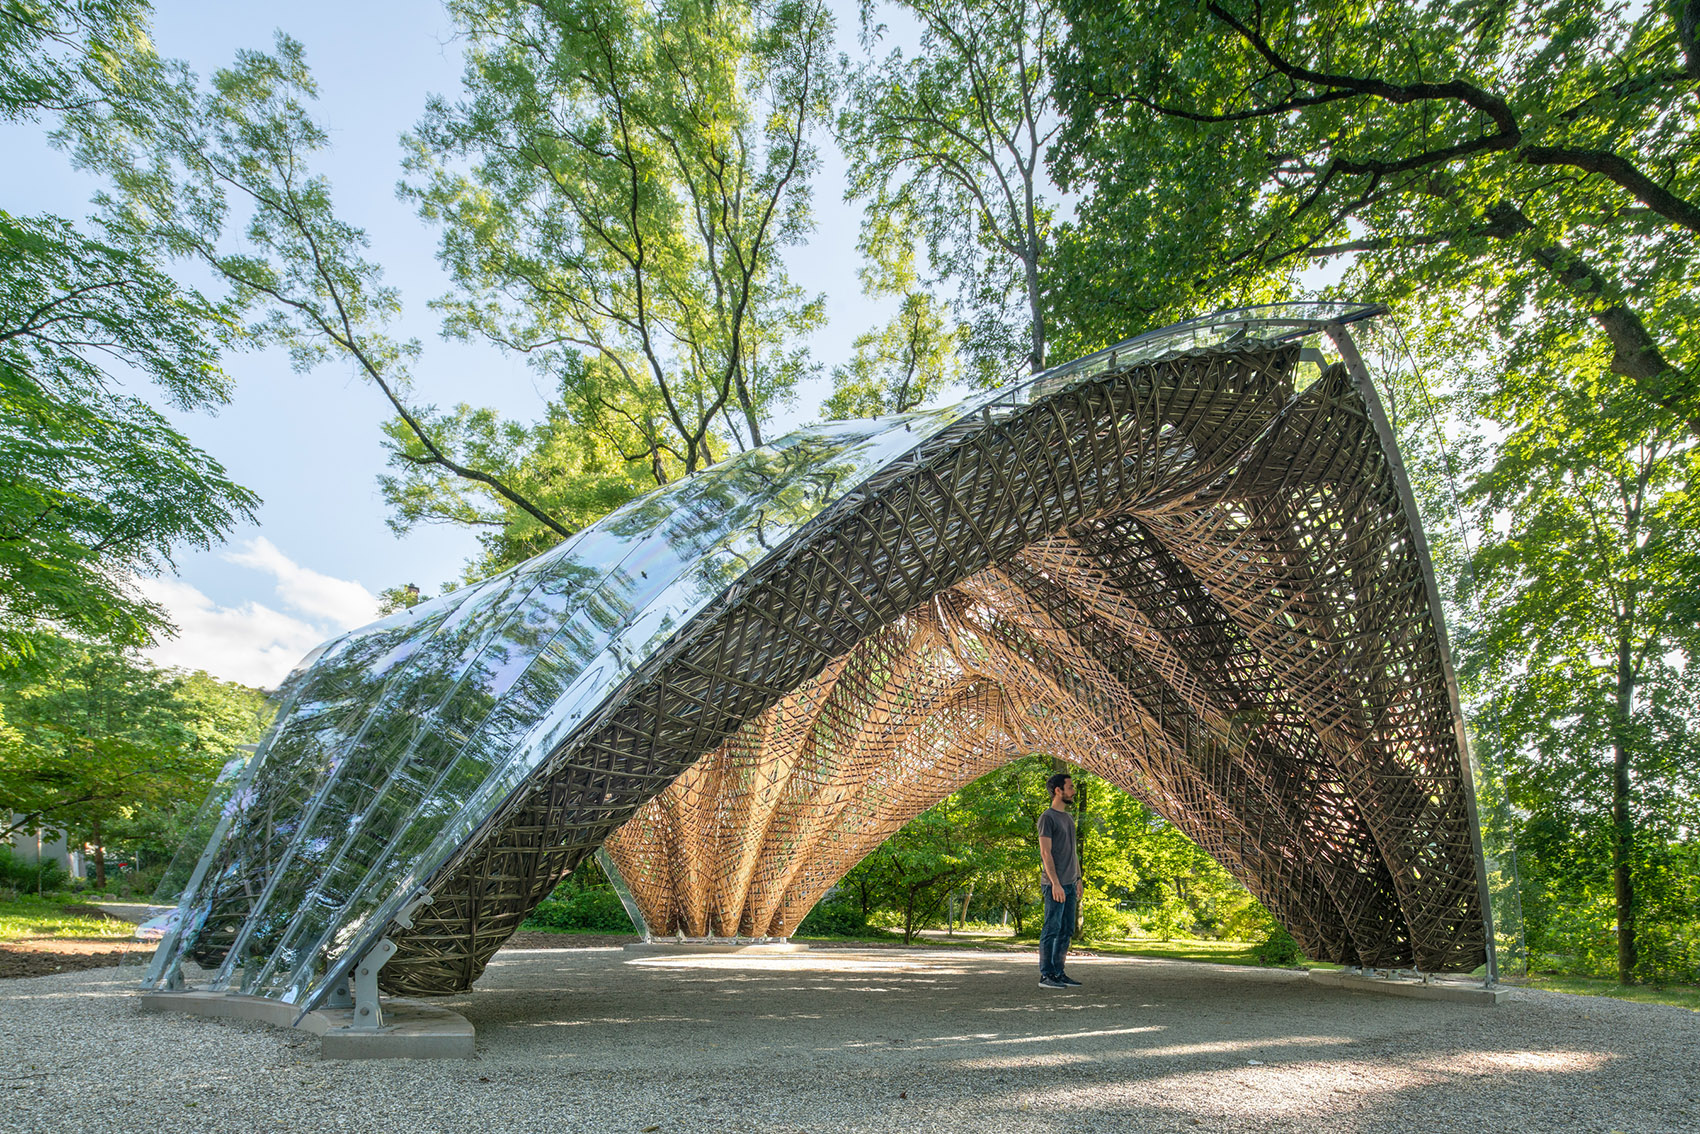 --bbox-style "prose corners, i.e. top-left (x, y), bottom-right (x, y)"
top-left (1037, 771), bottom-right (1082, 989)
